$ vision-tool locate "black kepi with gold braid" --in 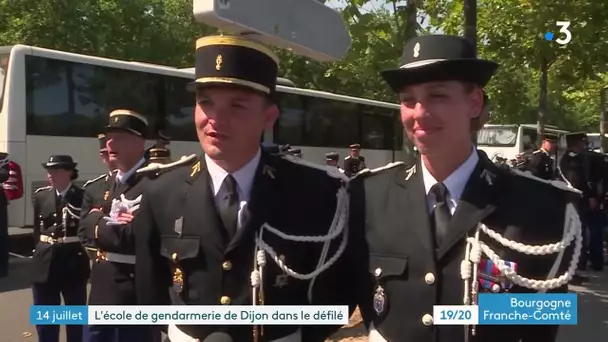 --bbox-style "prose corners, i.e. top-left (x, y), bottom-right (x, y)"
top-left (104, 109), bottom-right (149, 137)
top-left (189, 35), bottom-right (279, 94)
